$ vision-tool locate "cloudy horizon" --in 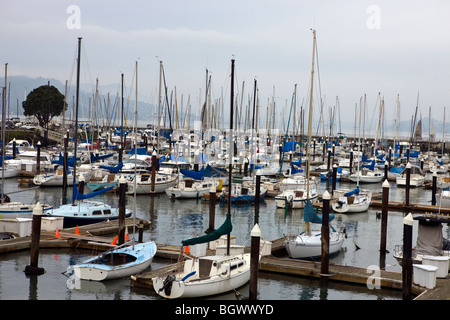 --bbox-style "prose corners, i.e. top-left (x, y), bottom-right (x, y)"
top-left (1, 1), bottom-right (450, 136)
